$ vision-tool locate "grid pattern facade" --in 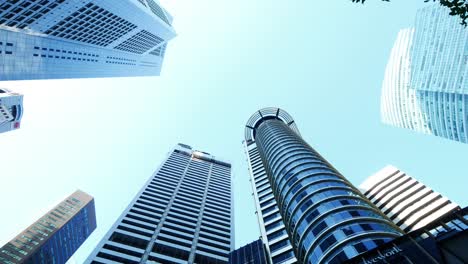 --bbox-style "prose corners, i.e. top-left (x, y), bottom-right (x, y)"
top-left (244, 108), bottom-right (402, 264)
top-left (229, 239), bottom-right (268, 264)
top-left (359, 165), bottom-right (460, 232)
top-left (114, 30), bottom-right (163, 54)
top-left (0, 0), bottom-right (176, 80)
top-left (44, 3), bottom-right (137, 47)
top-left (0, 0), bottom-right (65, 29)
top-left (0, 190), bottom-right (96, 264)
top-left (86, 144), bottom-right (233, 264)
top-left (381, 5), bottom-right (468, 143)
top-left (0, 88), bottom-right (23, 134)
